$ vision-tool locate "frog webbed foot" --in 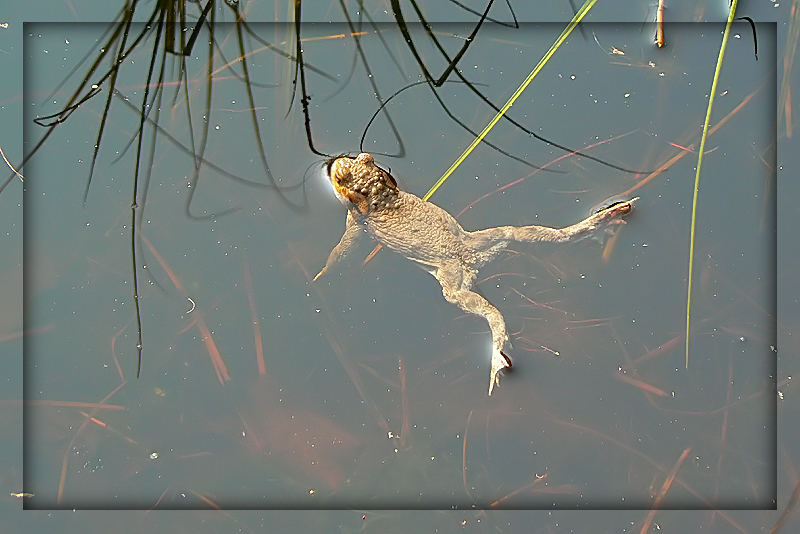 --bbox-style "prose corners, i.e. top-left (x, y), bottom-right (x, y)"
top-left (591, 197), bottom-right (639, 227)
top-left (489, 349), bottom-right (512, 396)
